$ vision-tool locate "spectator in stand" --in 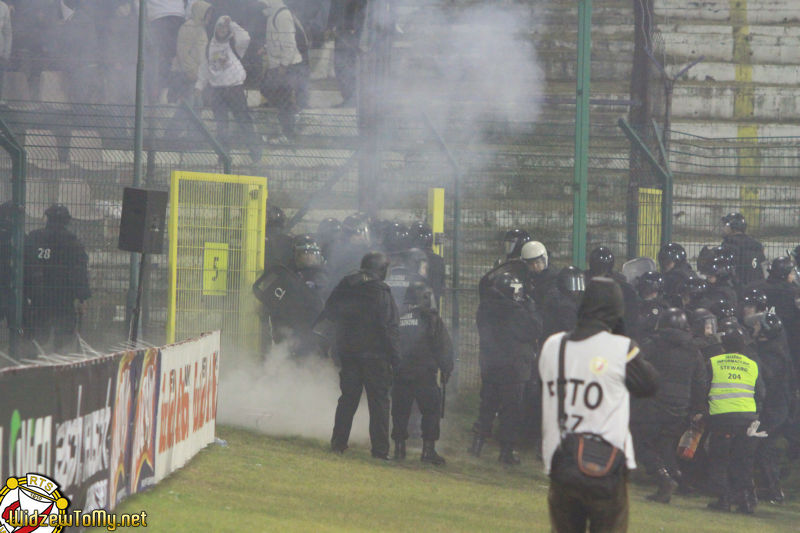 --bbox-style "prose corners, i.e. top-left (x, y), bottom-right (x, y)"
top-left (327, 0), bottom-right (366, 107)
top-left (104, 0), bottom-right (138, 105)
top-left (259, 0), bottom-right (309, 141)
top-left (173, 1), bottom-right (213, 107)
top-left (12, 0), bottom-right (57, 99)
top-left (55, 0), bottom-right (100, 103)
top-left (195, 15), bottom-right (262, 162)
top-left (148, 0), bottom-right (186, 102)
top-left (0, 1), bottom-right (11, 101)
